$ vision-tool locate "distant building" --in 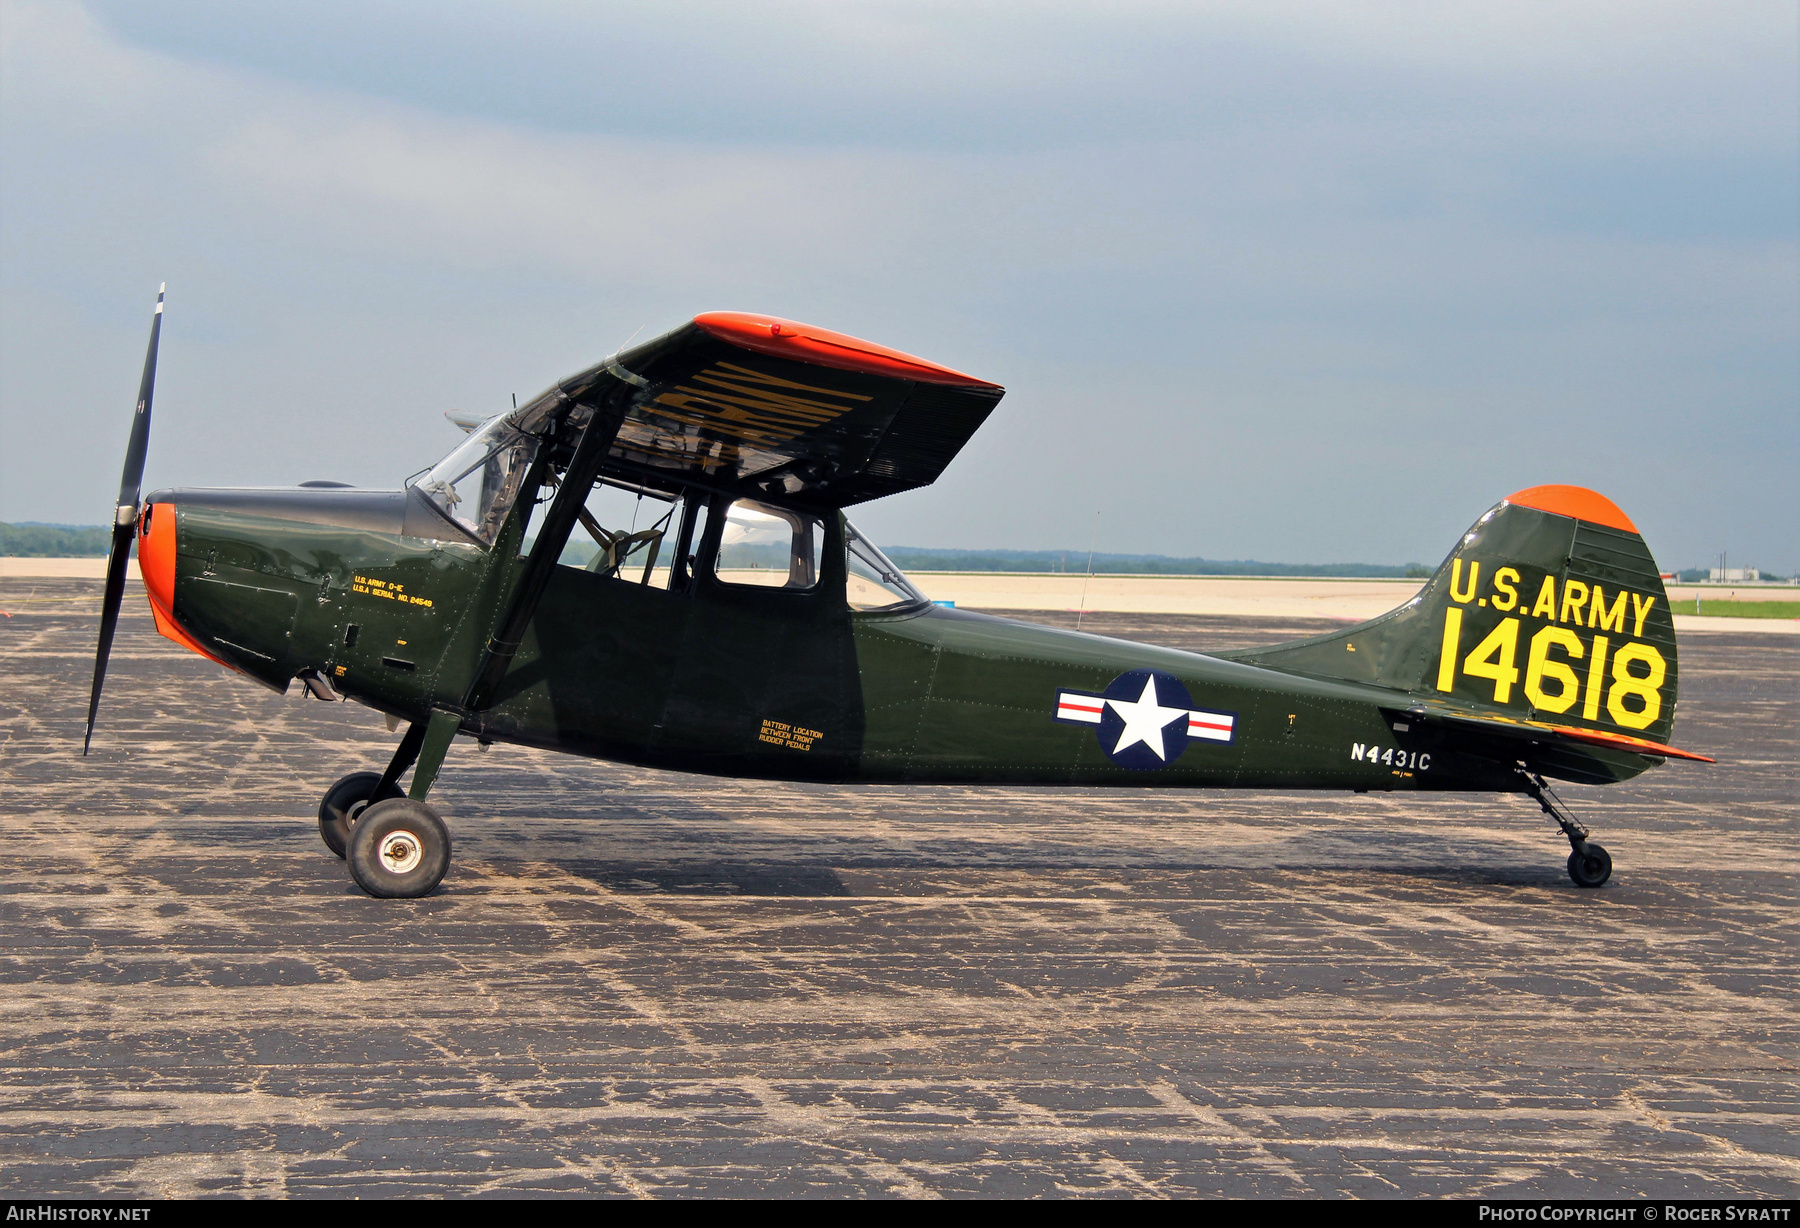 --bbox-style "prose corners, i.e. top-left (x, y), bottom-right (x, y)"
top-left (1709, 567), bottom-right (1760, 582)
